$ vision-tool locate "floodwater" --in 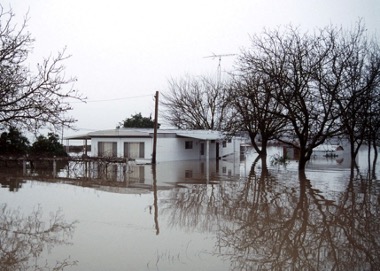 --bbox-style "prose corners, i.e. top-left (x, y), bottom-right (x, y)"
top-left (1, 146), bottom-right (379, 271)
